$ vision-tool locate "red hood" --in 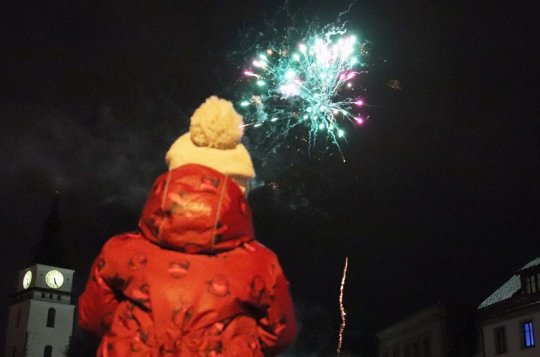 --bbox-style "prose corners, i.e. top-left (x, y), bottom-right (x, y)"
top-left (138, 164), bottom-right (254, 254)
